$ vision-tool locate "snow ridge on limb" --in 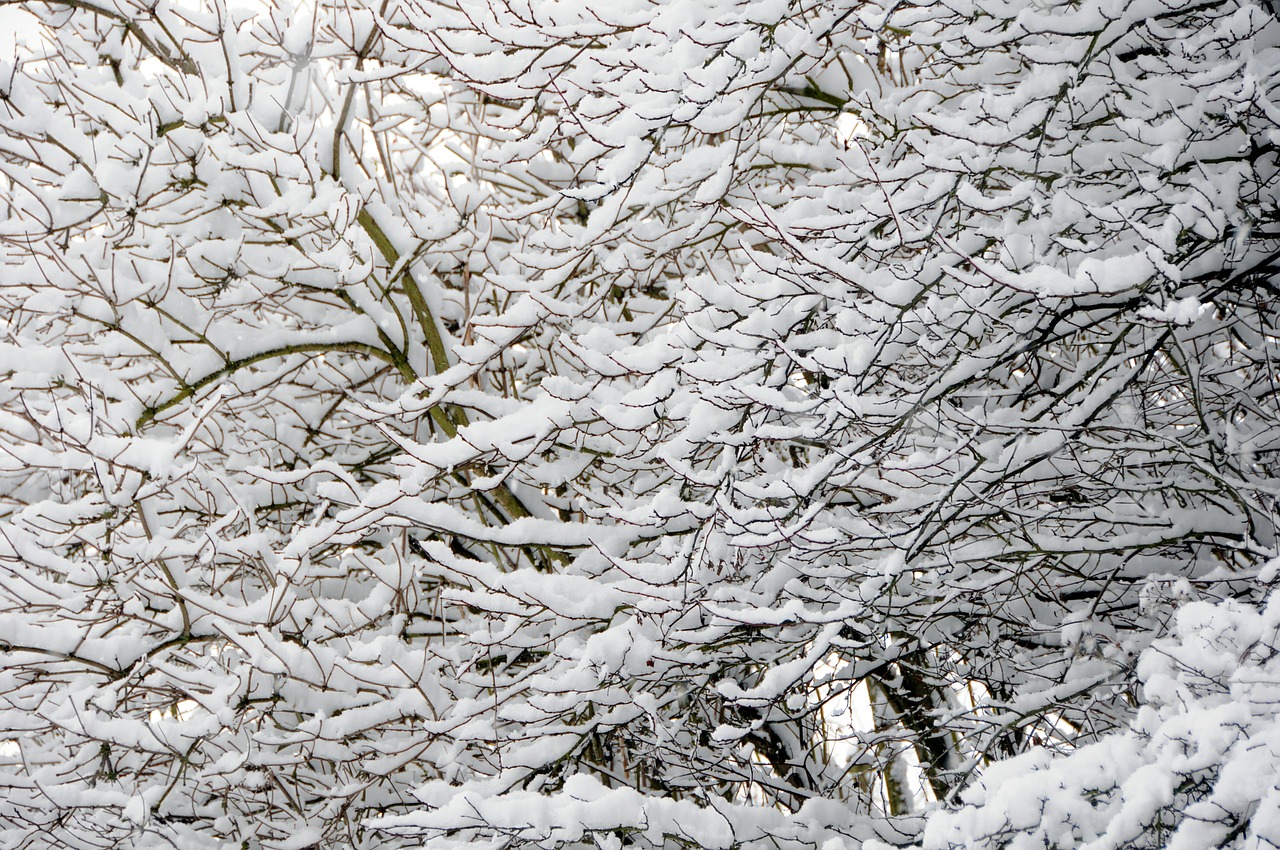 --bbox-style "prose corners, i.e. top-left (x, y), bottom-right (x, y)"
top-left (893, 579), bottom-right (1280, 850)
